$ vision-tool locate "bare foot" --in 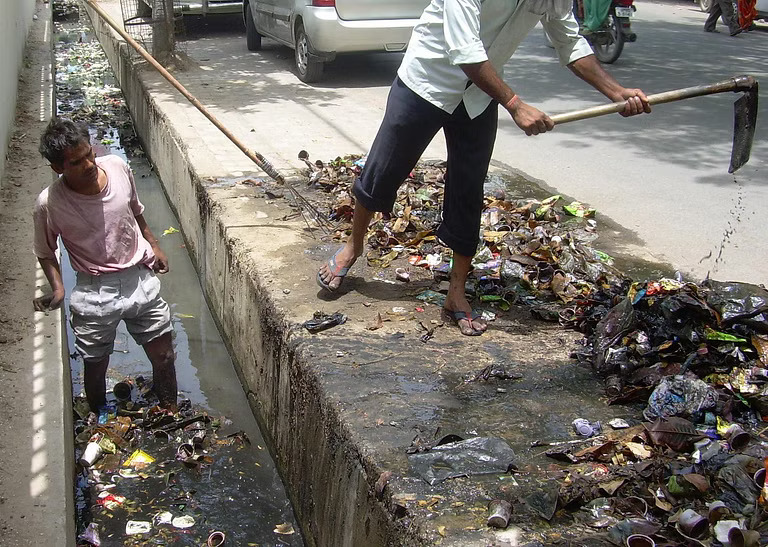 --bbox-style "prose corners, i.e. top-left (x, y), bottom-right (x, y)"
top-left (444, 294), bottom-right (487, 336)
top-left (317, 244), bottom-right (359, 291)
